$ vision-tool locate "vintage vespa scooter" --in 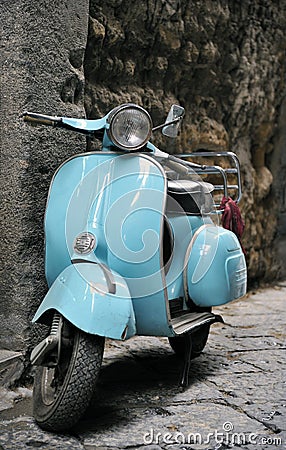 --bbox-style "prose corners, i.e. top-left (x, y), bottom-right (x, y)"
top-left (23, 104), bottom-right (247, 431)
